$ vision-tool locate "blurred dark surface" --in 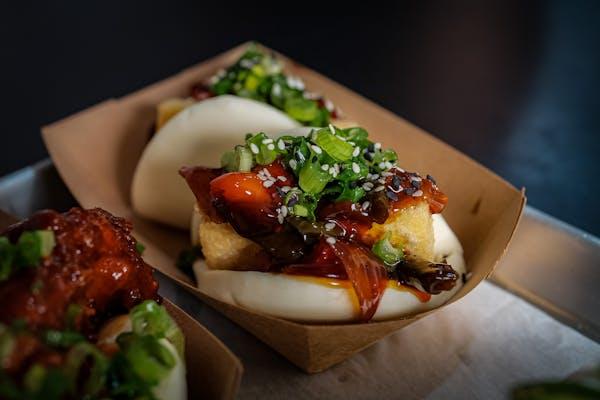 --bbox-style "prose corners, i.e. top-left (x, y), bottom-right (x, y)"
top-left (2, 1), bottom-right (599, 235)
